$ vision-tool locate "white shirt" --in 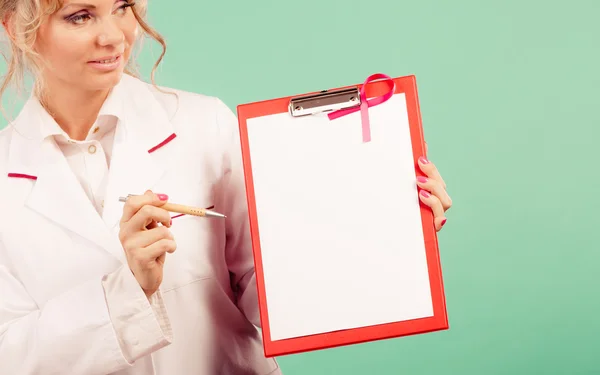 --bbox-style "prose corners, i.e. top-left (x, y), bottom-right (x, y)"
top-left (38, 95), bottom-right (119, 216)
